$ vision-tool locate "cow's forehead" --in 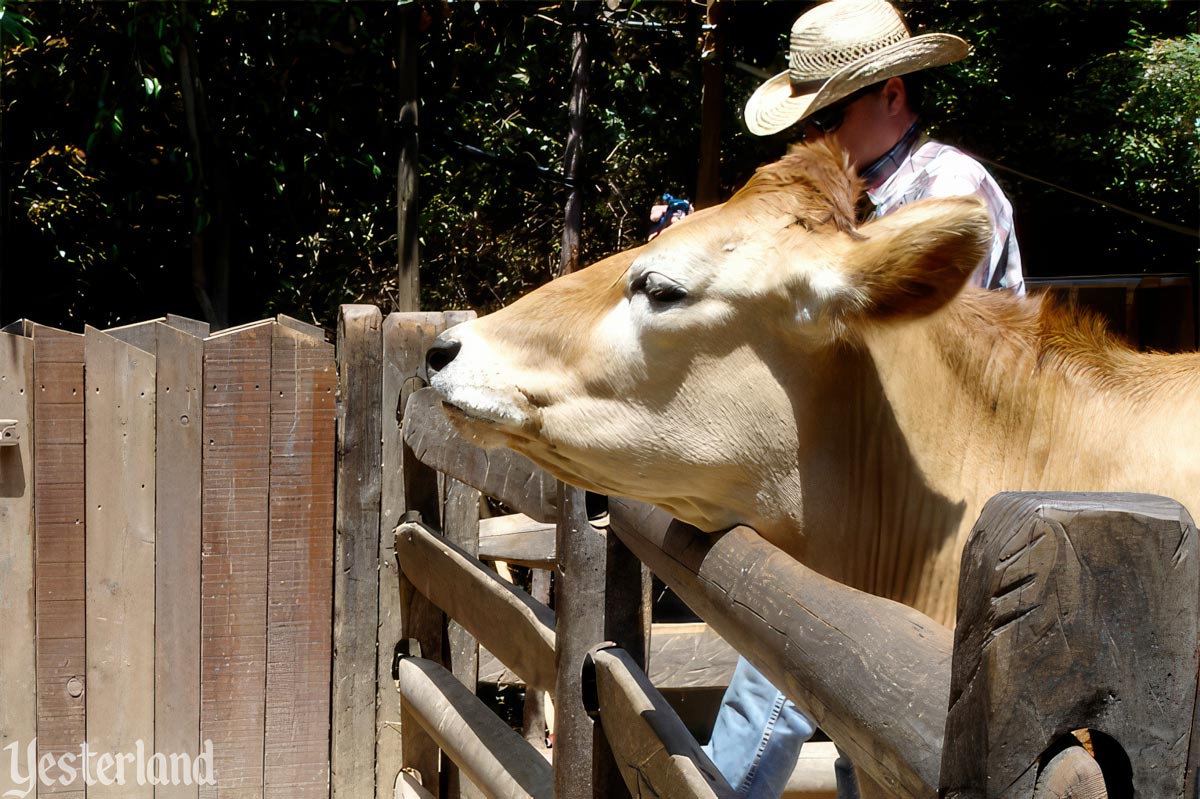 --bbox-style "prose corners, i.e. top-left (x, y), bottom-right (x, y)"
top-left (629, 207), bottom-right (838, 300)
